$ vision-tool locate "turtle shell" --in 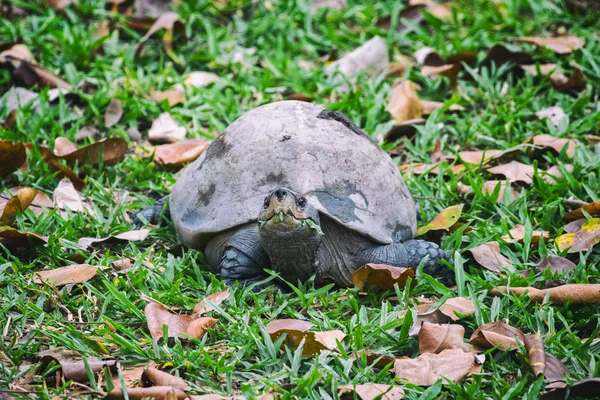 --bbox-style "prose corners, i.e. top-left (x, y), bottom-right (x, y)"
top-left (170, 101), bottom-right (416, 249)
